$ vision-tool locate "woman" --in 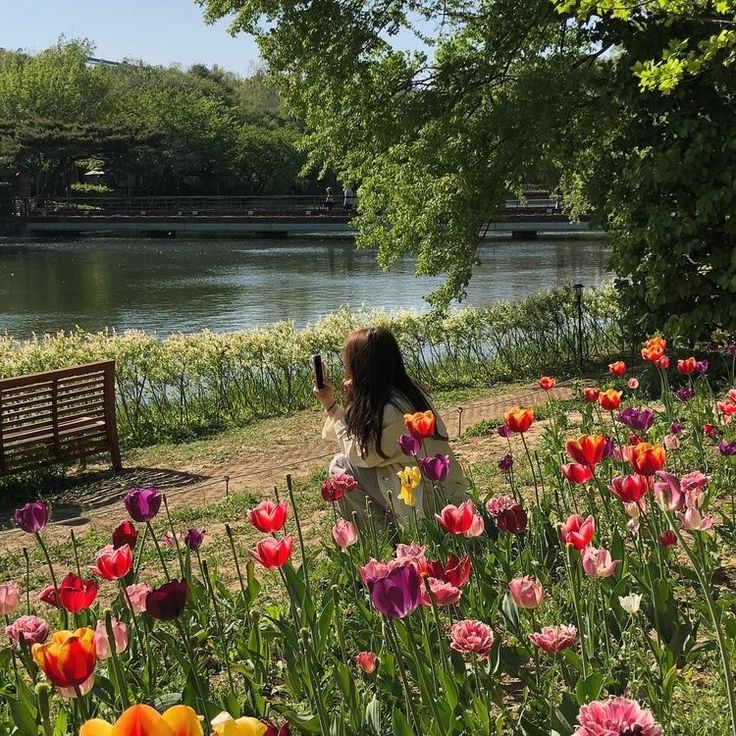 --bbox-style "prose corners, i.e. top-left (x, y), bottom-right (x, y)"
top-left (314, 327), bottom-right (469, 527)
